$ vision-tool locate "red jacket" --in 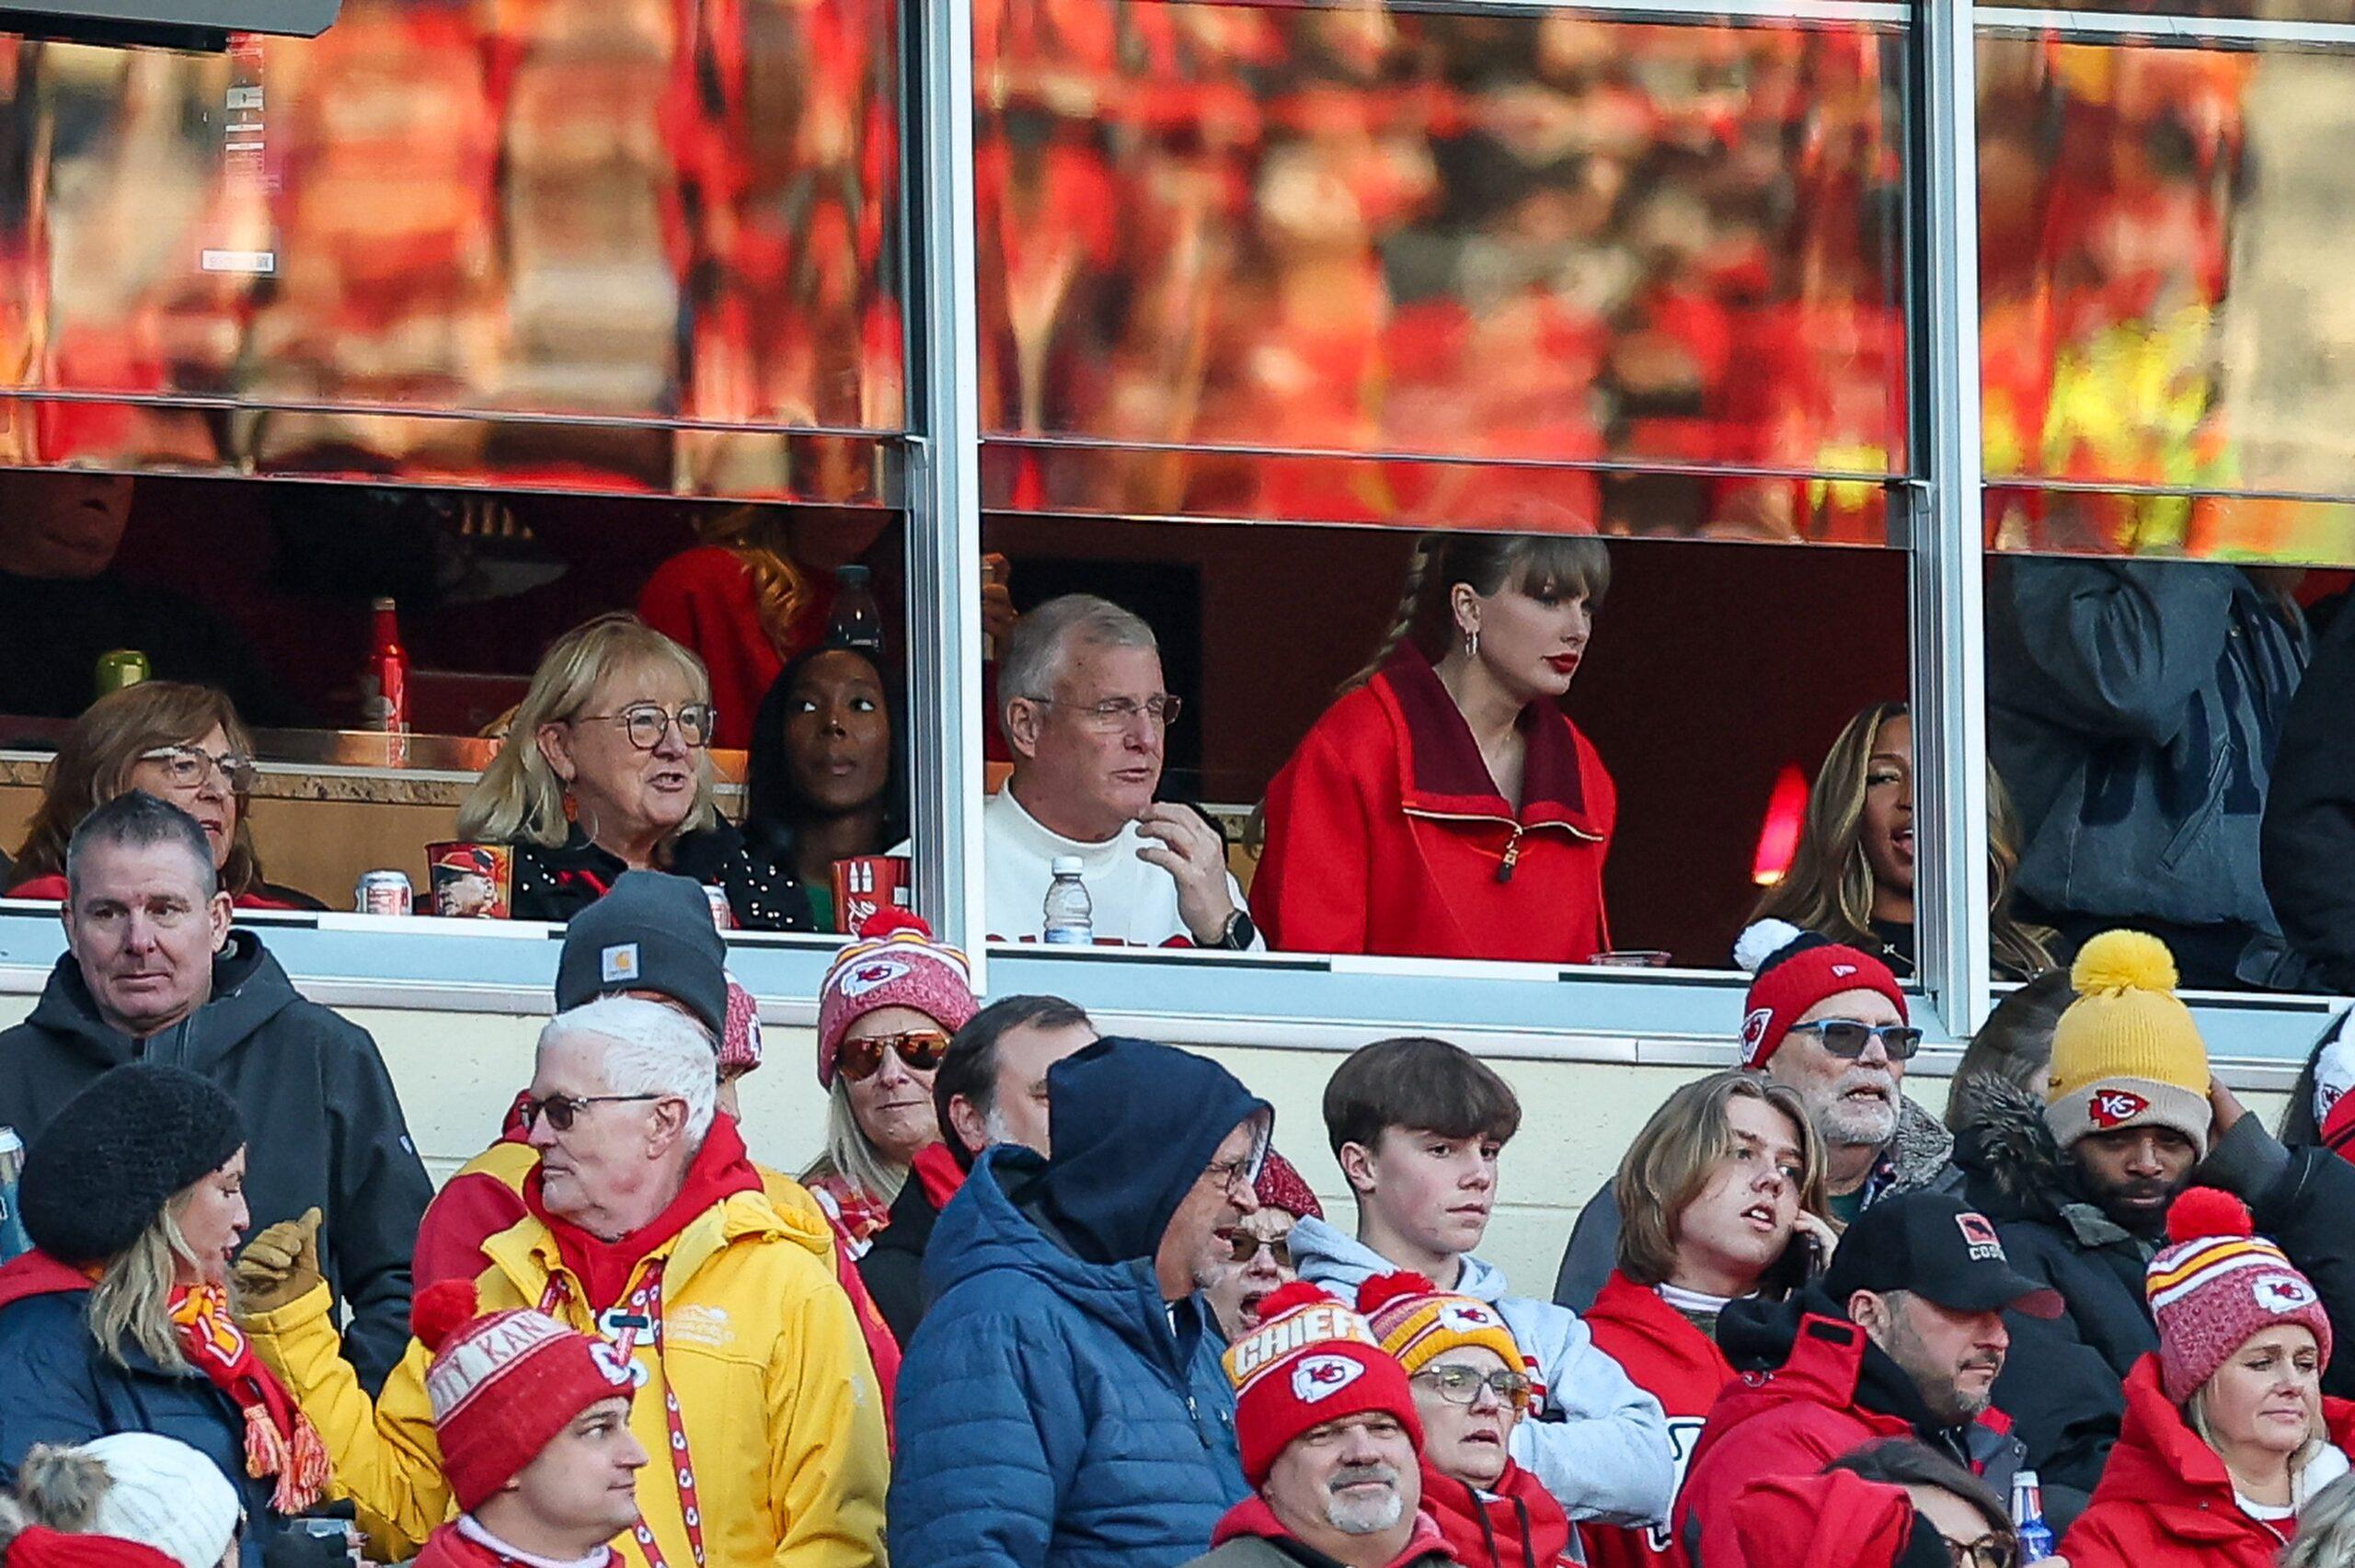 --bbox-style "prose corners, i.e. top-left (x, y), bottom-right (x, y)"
top-left (1727, 1471), bottom-right (1930, 1568)
top-left (1675, 1310), bottom-right (2021, 1568)
top-left (1423, 1459), bottom-right (1577, 1568)
top-left (1209, 1495), bottom-right (1458, 1566)
top-left (1580, 1273), bottom-right (1739, 1568)
top-left (413, 1519), bottom-right (617, 1567)
top-left (638, 545), bottom-right (830, 751)
top-left (2061, 1356), bottom-right (2355, 1568)
top-left (1251, 648), bottom-right (1614, 962)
